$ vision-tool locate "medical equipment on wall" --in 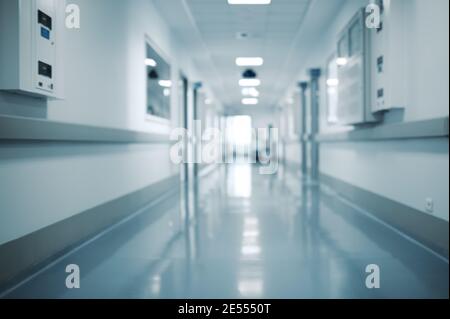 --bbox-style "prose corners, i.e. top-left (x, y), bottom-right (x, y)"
top-left (336, 8), bottom-right (380, 125)
top-left (335, 2), bottom-right (407, 125)
top-left (0, 0), bottom-right (65, 98)
top-left (369, 0), bottom-right (407, 113)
